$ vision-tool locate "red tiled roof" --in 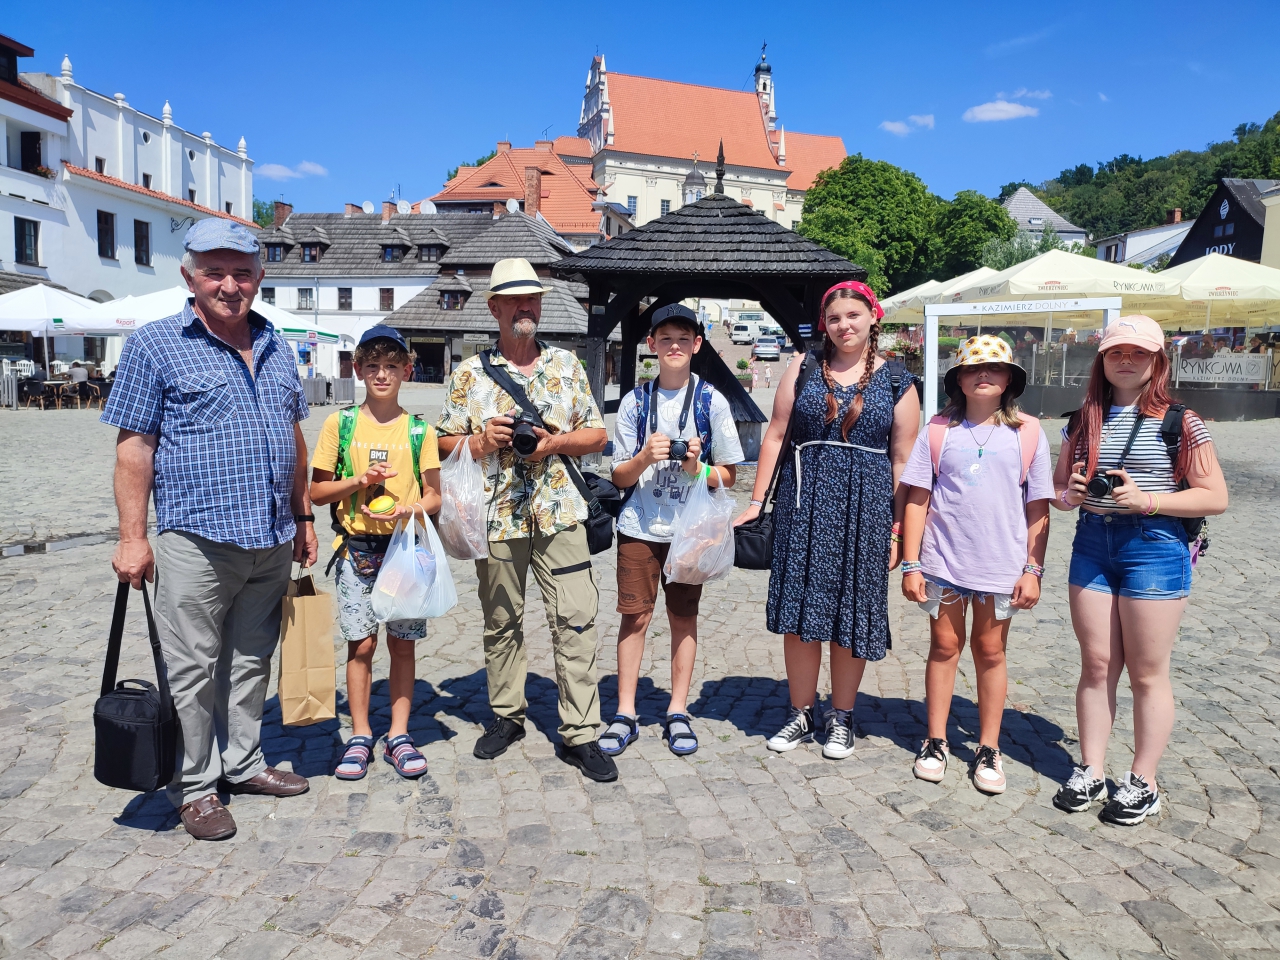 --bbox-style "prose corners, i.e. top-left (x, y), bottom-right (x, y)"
top-left (606, 73), bottom-right (779, 169)
top-left (552, 136), bottom-right (593, 158)
top-left (783, 132), bottom-right (846, 192)
top-left (426, 146), bottom-right (602, 235)
top-left (0, 77), bottom-right (73, 121)
top-left (63, 163), bottom-right (258, 227)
